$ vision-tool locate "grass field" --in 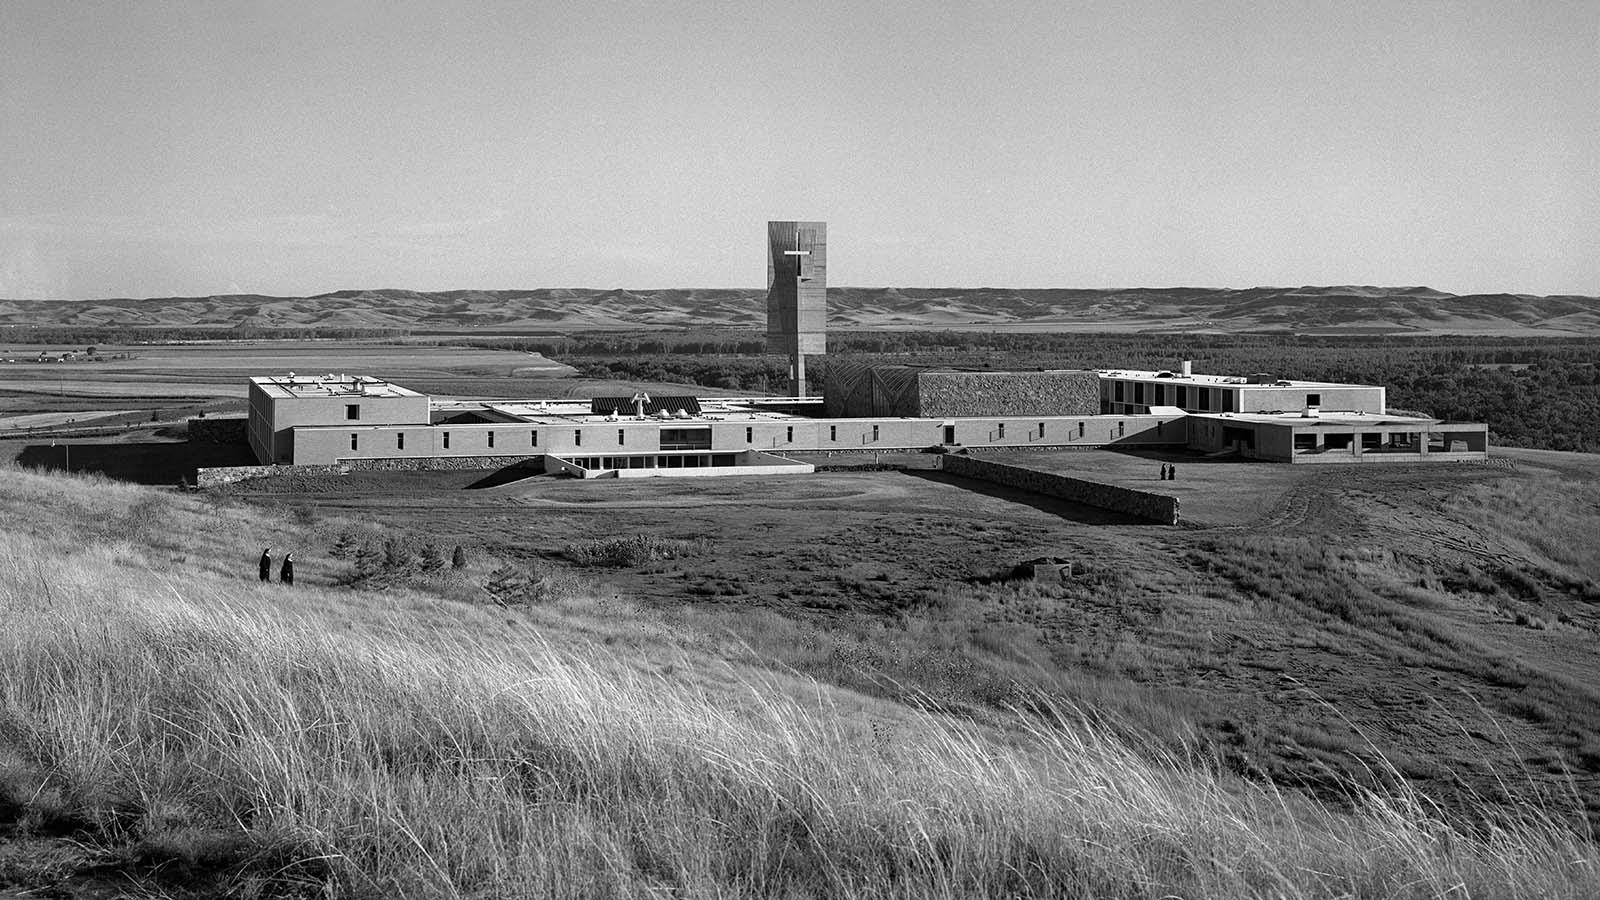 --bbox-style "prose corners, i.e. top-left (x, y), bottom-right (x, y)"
top-left (212, 448), bottom-right (1600, 837)
top-left (3, 463), bottom-right (1598, 898)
